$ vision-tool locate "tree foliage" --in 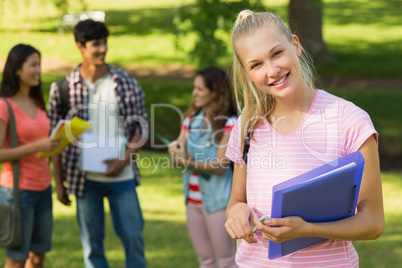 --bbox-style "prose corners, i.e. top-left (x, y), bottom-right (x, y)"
top-left (174, 0), bottom-right (265, 68)
top-left (0, 0), bottom-right (87, 16)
